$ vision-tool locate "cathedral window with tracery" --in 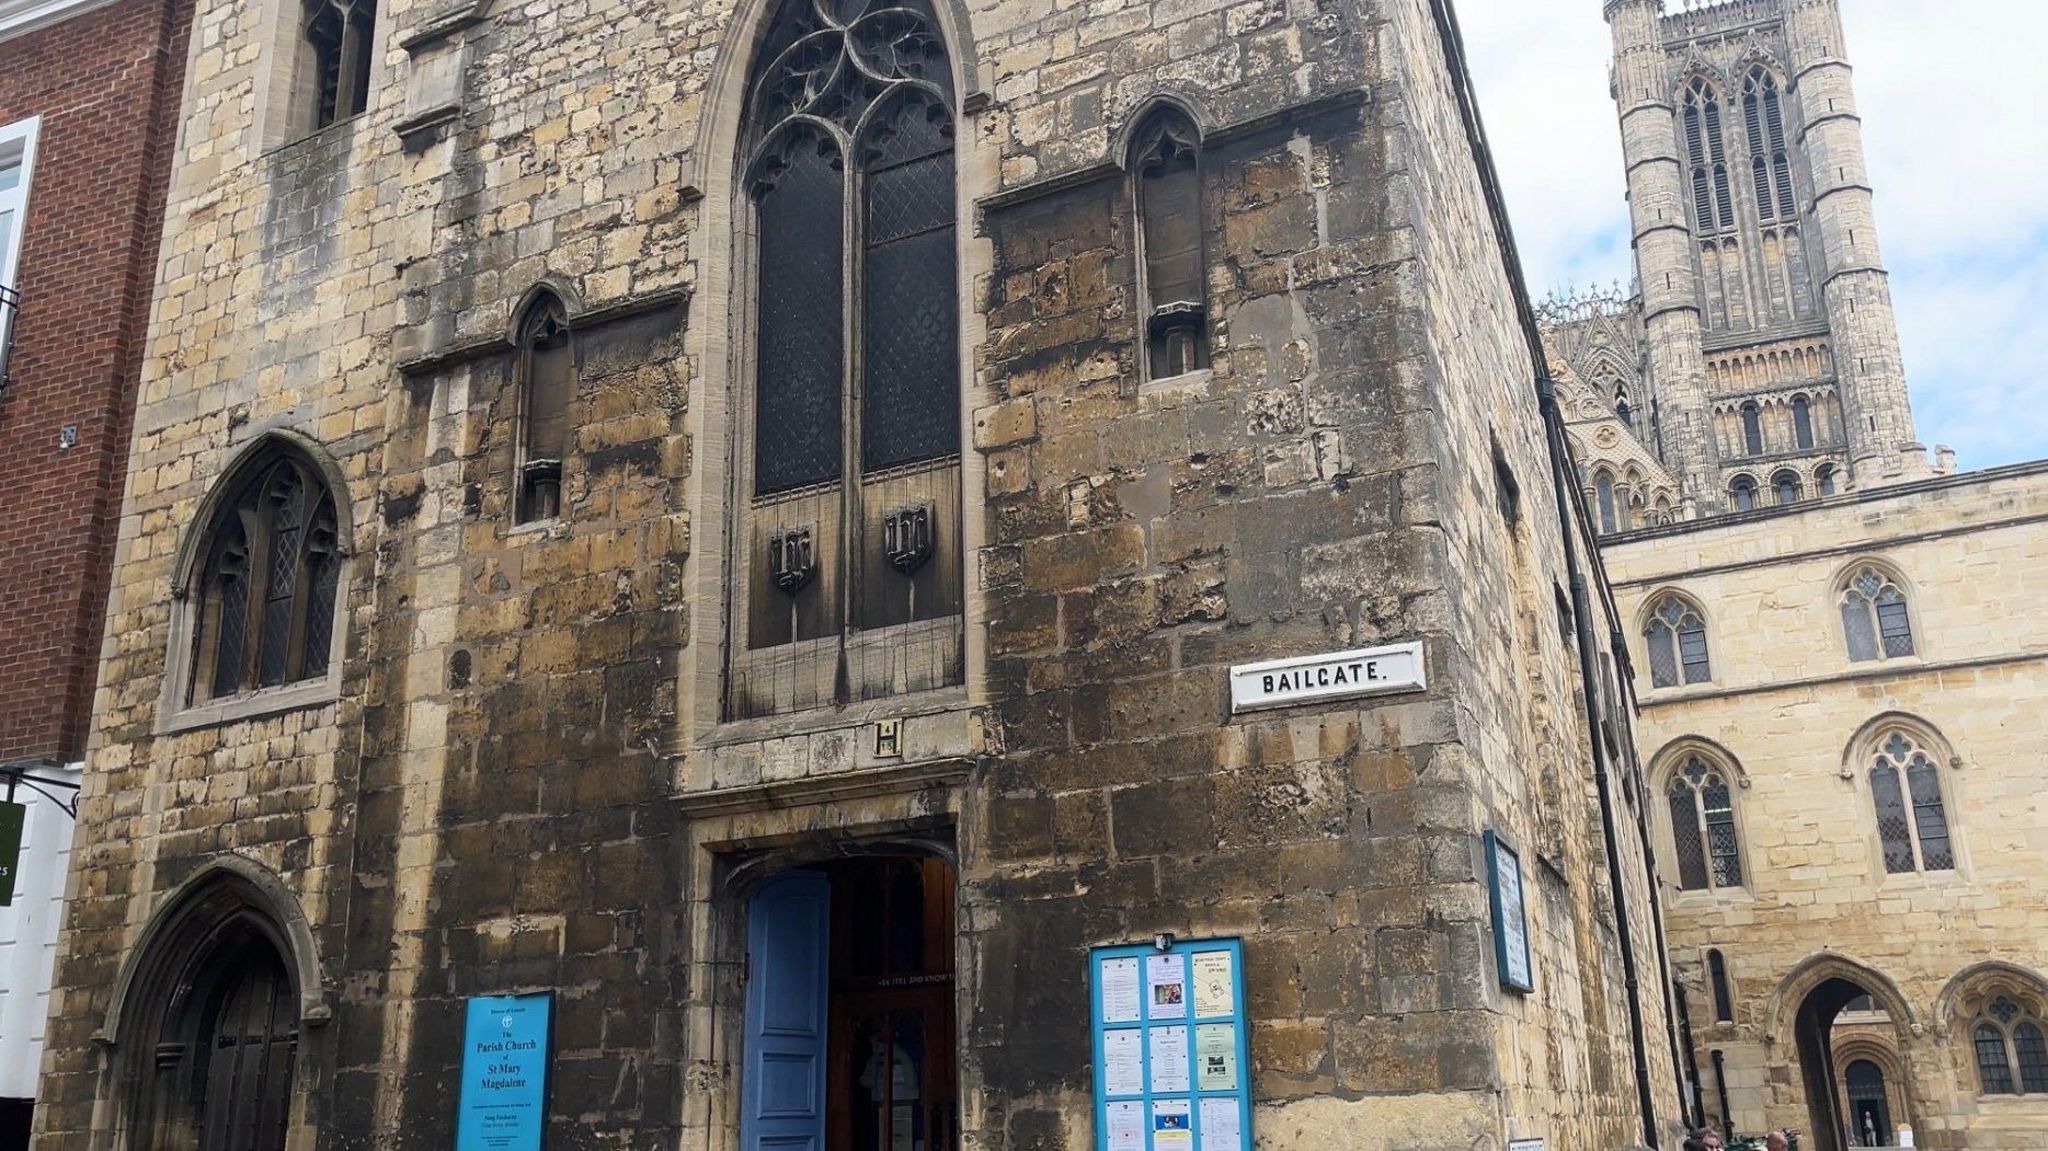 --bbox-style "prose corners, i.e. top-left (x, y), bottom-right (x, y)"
top-left (1683, 77), bottom-right (1734, 234)
top-left (1974, 996), bottom-right (2048, 1095)
top-left (1668, 756), bottom-right (1743, 891)
top-left (1644, 592), bottom-right (1710, 688)
top-left (192, 452), bottom-right (342, 702)
top-left (1840, 564), bottom-right (1914, 662)
top-left (1869, 730), bottom-right (1952, 874)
